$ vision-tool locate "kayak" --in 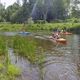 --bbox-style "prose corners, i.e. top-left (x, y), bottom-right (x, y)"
top-left (18, 32), bottom-right (30, 35)
top-left (49, 36), bottom-right (67, 44)
top-left (56, 38), bottom-right (67, 44)
top-left (60, 32), bottom-right (72, 35)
